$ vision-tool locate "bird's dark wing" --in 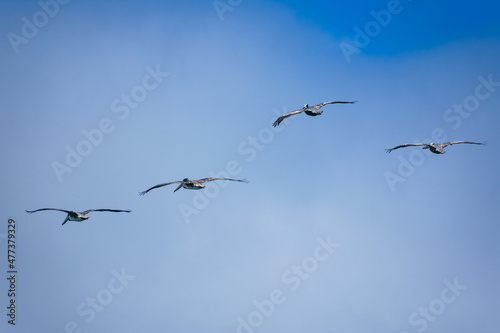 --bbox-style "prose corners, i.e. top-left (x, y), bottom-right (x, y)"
top-left (139, 181), bottom-right (183, 195)
top-left (25, 208), bottom-right (72, 214)
top-left (309, 101), bottom-right (358, 111)
top-left (197, 177), bottom-right (249, 184)
top-left (385, 143), bottom-right (427, 153)
top-left (272, 109), bottom-right (304, 127)
top-left (439, 141), bottom-right (486, 148)
top-left (82, 209), bottom-right (132, 214)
